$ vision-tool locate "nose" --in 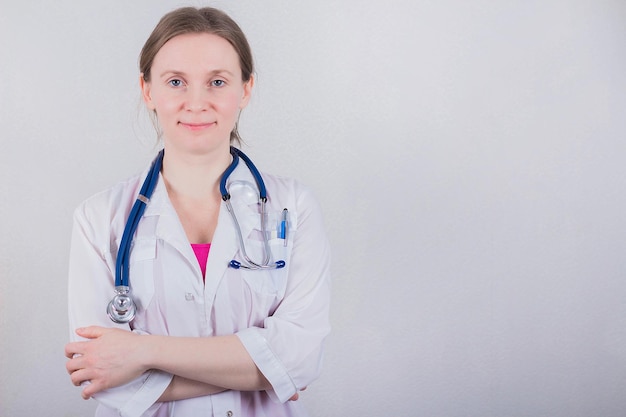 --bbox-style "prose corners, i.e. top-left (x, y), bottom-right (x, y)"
top-left (184, 87), bottom-right (210, 112)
